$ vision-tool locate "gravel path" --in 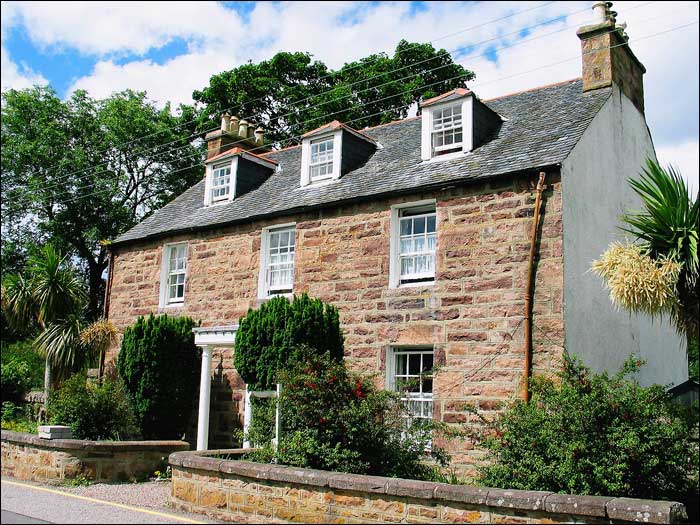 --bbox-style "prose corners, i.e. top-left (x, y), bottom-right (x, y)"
top-left (59, 479), bottom-right (173, 510)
